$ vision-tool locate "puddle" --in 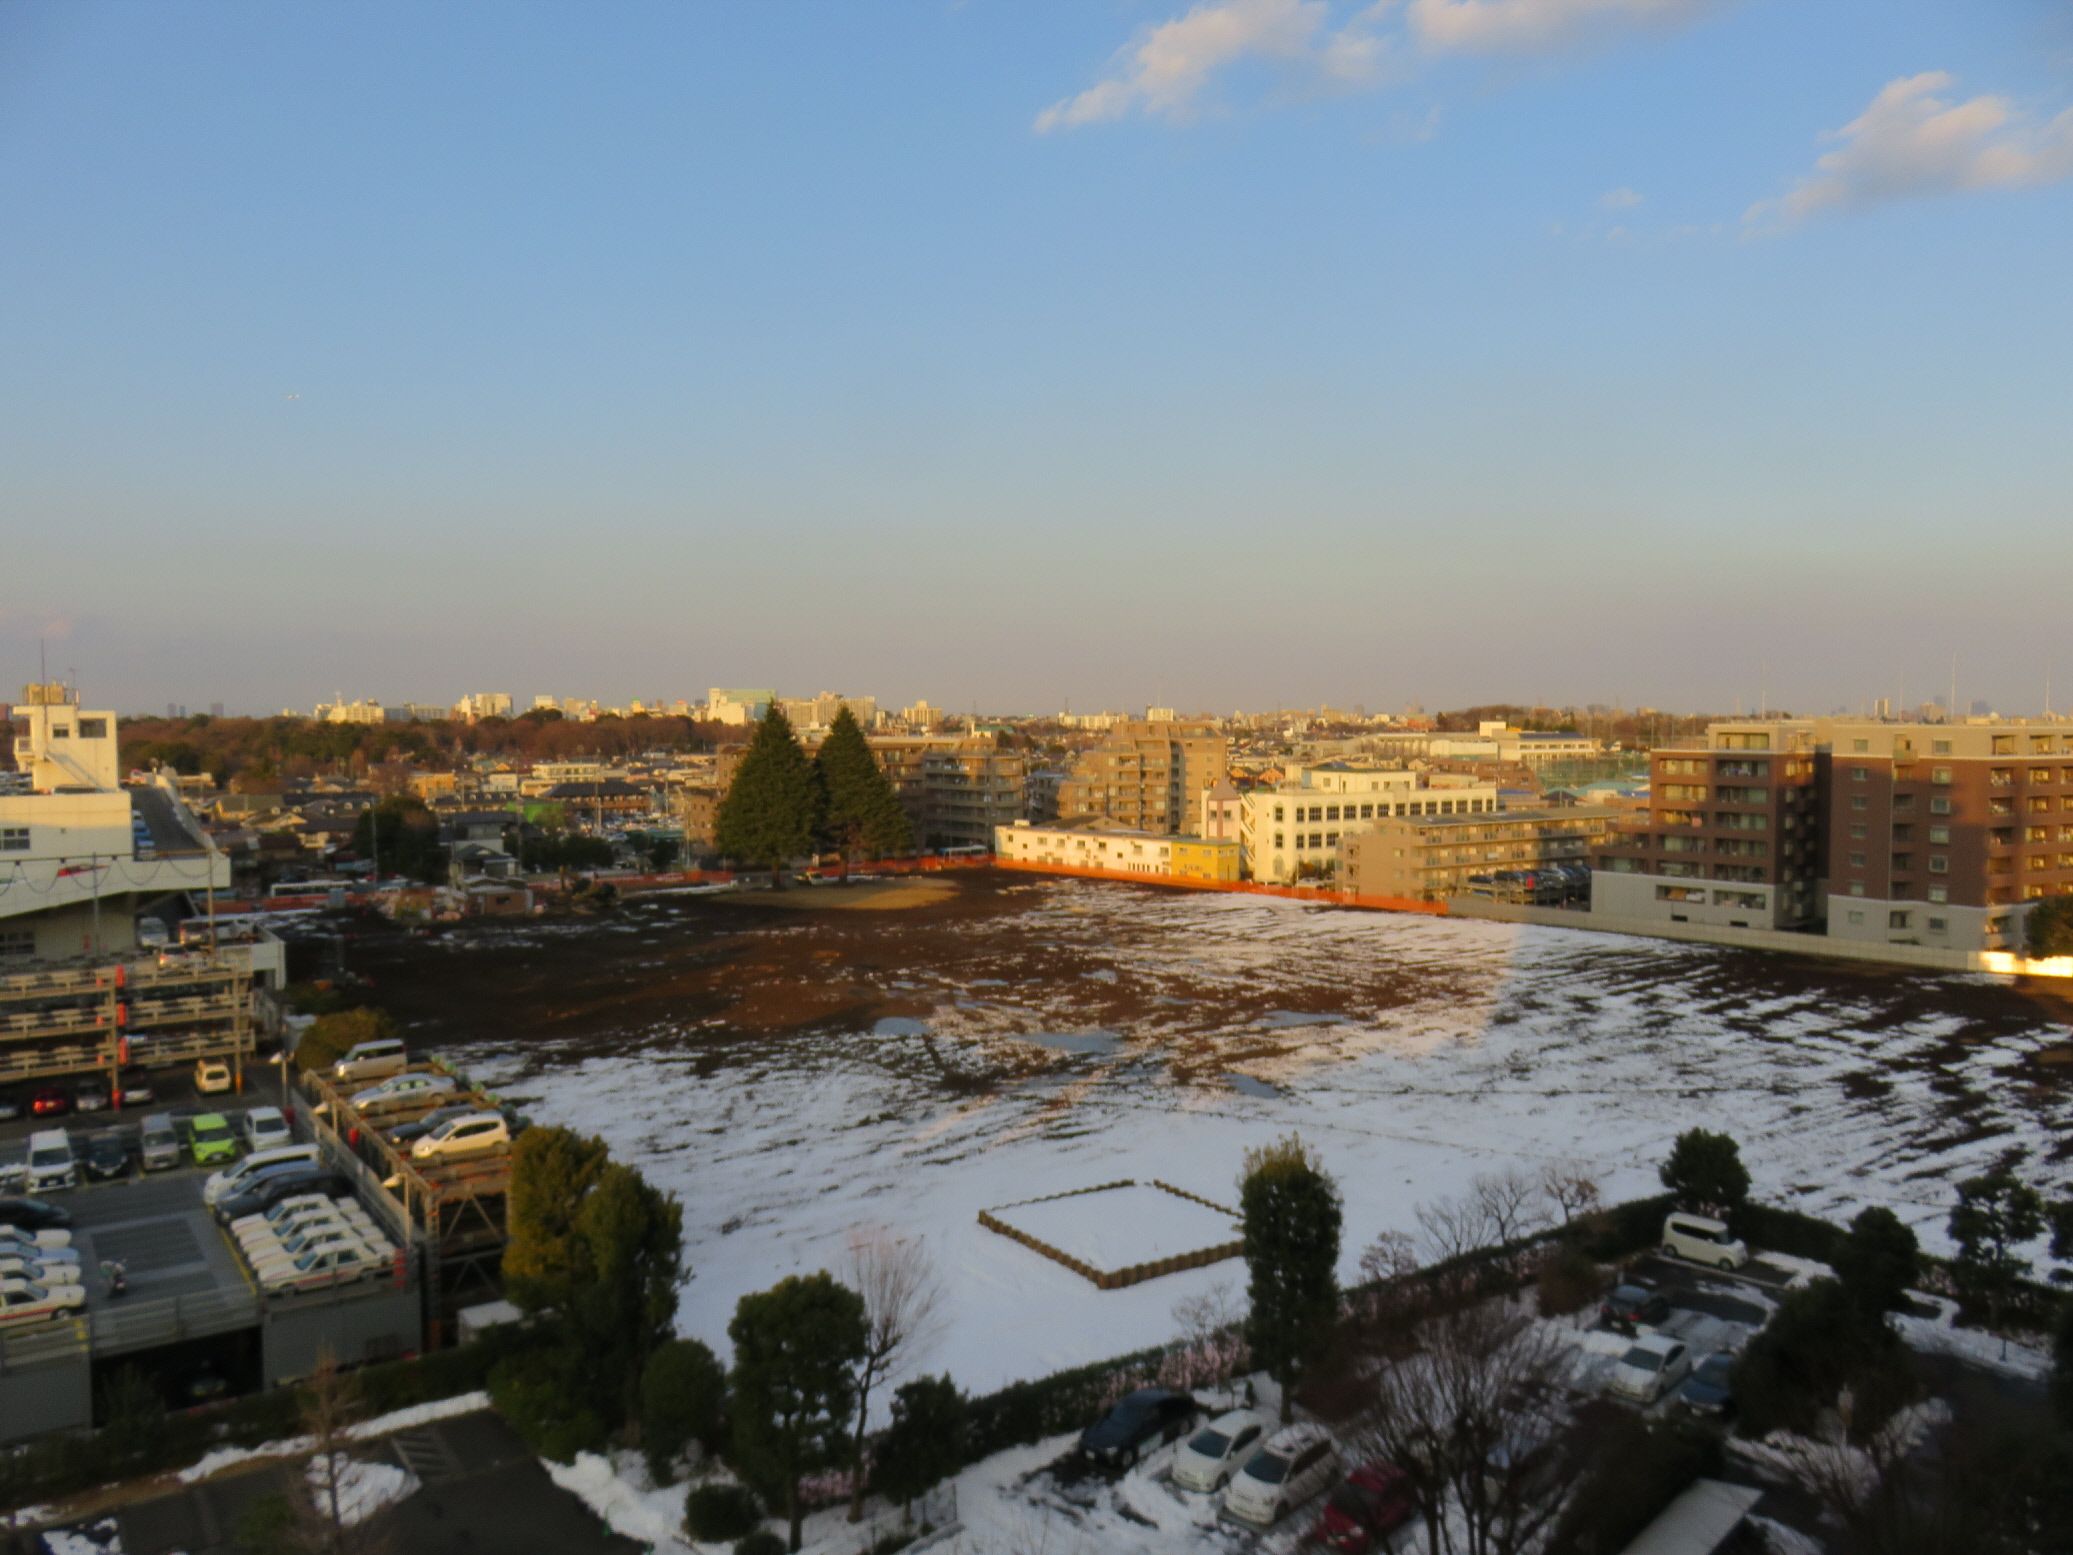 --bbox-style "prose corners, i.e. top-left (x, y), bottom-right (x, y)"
top-left (1262, 1009), bottom-right (1335, 1029)
top-left (1227, 1073), bottom-right (1282, 1099)
top-left (872, 1016), bottom-right (930, 1037)
top-left (1024, 1029), bottom-right (1122, 1056)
